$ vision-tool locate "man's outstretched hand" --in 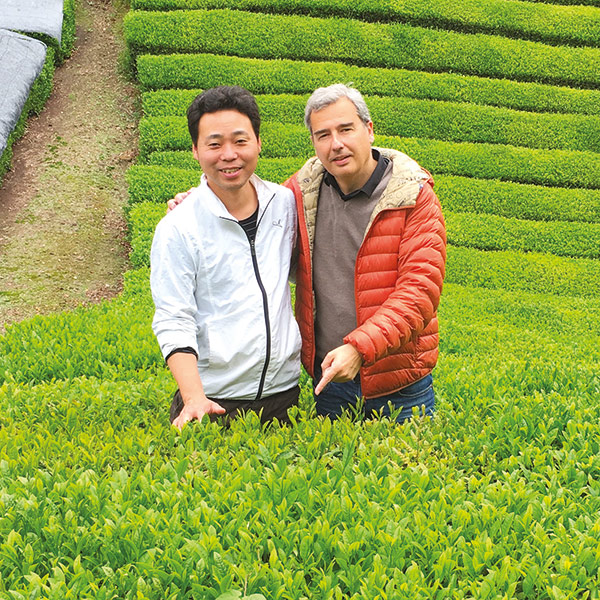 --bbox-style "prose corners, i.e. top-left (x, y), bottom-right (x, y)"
top-left (172, 397), bottom-right (226, 431)
top-left (314, 343), bottom-right (363, 395)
